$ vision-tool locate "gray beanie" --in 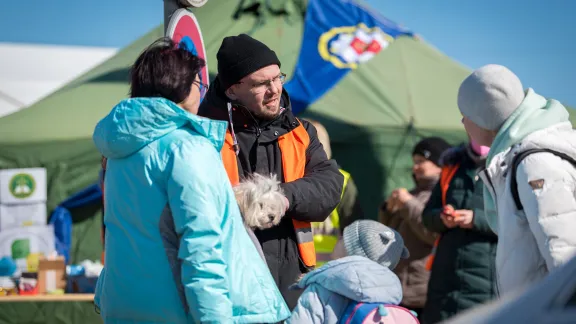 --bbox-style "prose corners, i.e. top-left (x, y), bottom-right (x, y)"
top-left (343, 220), bottom-right (409, 270)
top-left (457, 64), bottom-right (525, 131)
